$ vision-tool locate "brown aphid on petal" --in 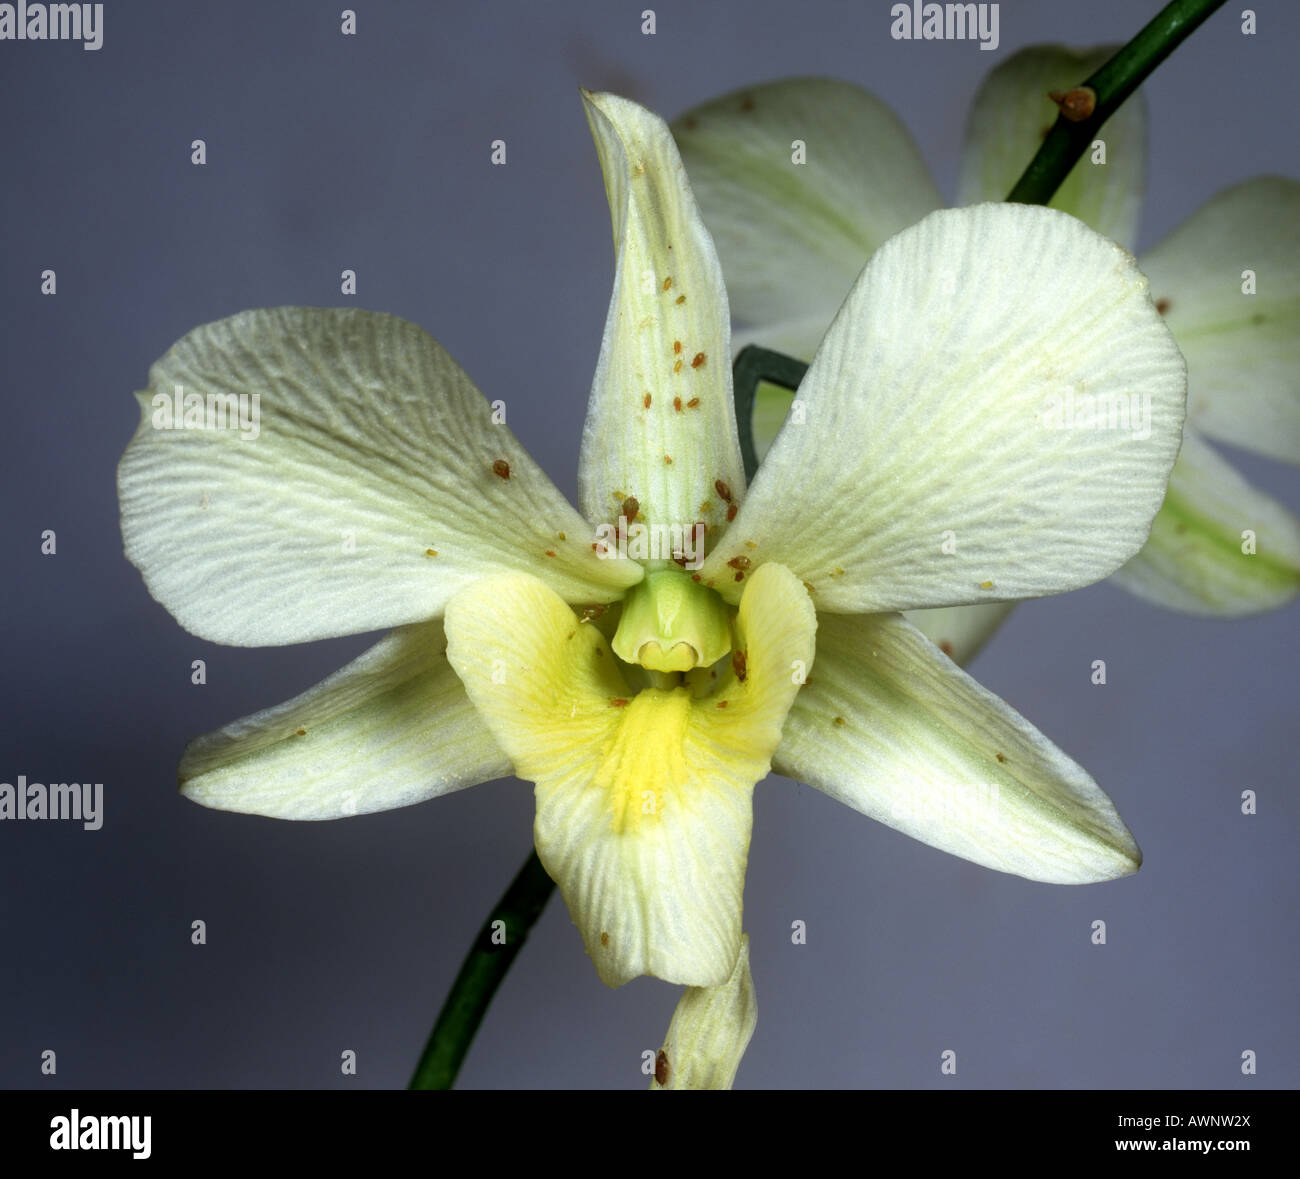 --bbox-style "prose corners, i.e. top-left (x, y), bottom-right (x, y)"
top-left (691, 352), bottom-right (706, 369)
top-left (714, 479), bottom-right (732, 503)
top-left (622, 496), bottom-right (639, 523)
top-left (727, 555), bottom-right (751, 570)
top-left (726, 503), bottom-right (738, 522)
top-left (492, 459), bottom-right (511, 480)
top-left (732, 650), bottom-right (747, 682)
top-left (654, 1050), bottom-right (670, 1086)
